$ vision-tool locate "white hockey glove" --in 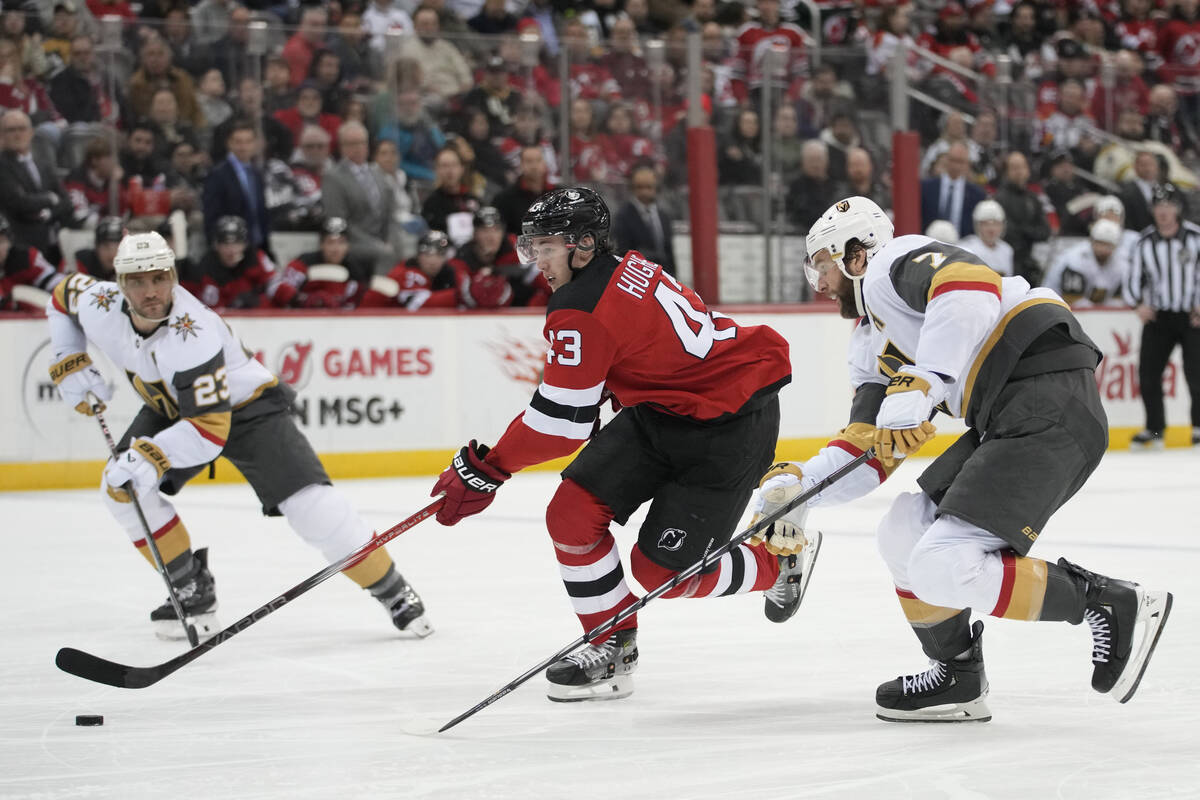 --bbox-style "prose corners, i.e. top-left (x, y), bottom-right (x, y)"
top-left (49, 352), bottom-right (111, 415)
top-left (874, 367), bottom-right (943, 467)
top-left (748, 463), bottom-right (812, 557)
top-left (104, 438), bottom-right (171, 500)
